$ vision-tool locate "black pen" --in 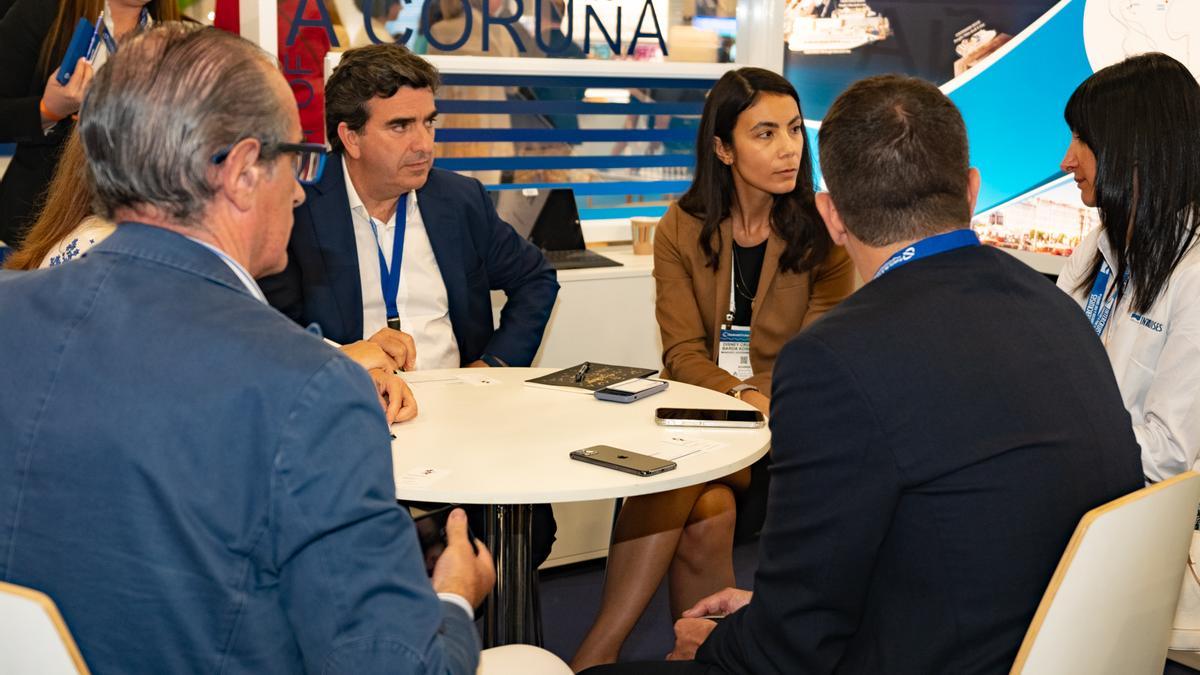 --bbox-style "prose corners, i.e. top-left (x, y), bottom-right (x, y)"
top-left (574, 361), bottom-right (591, 383)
